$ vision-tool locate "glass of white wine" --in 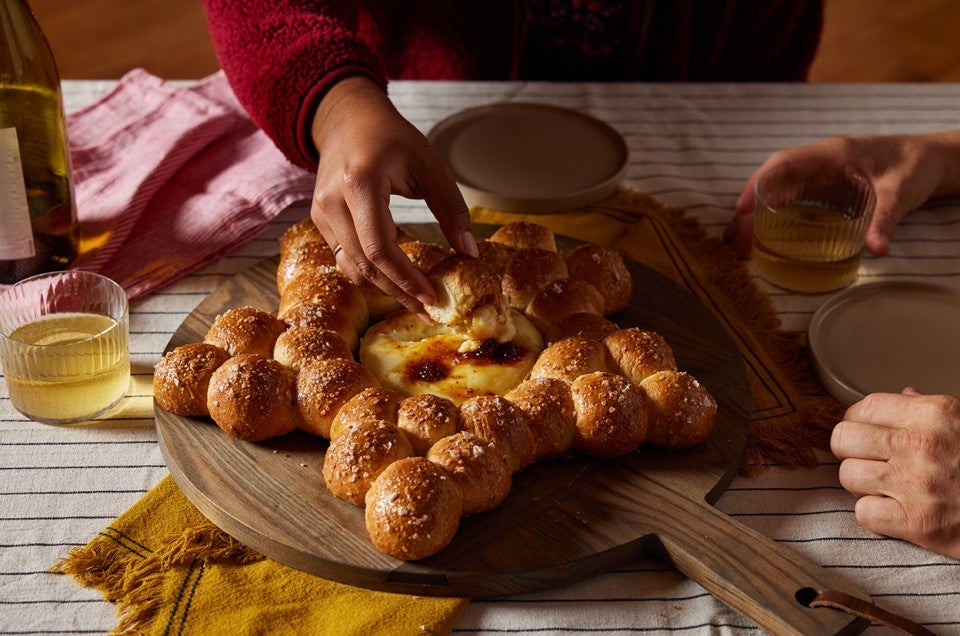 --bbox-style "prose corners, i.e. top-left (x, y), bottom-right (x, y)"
top-left (752, 163), bottom-right (876, 294)
top-left (0, 270), bottom-right (130, 424)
